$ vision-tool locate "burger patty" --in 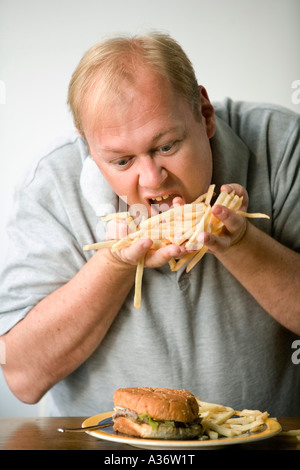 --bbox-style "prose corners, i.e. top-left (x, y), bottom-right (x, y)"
top-left (112, 407), bottom-right (139, 421)
top-left (112, 406), bottom-right (201, 429)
